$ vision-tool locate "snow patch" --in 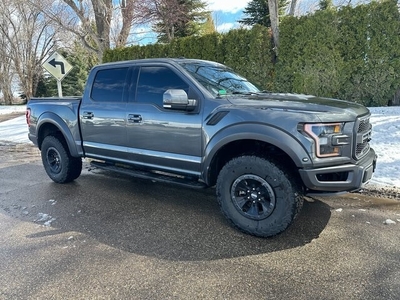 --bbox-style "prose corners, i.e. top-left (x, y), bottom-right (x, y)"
top-left (383, 219), bottom-right (396, 225)
top-left (0, 105), bottom-right (26, 115)
top-left (34, 213), bottom-right (56, 227)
